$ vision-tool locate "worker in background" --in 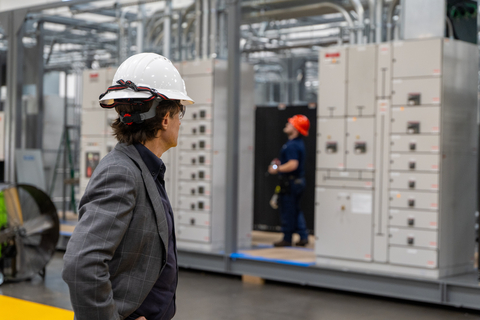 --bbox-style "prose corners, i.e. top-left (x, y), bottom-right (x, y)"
top-left (62, 53), bottom-right (194, 320)
top-left (268, 115), bottom-right (310, 247)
